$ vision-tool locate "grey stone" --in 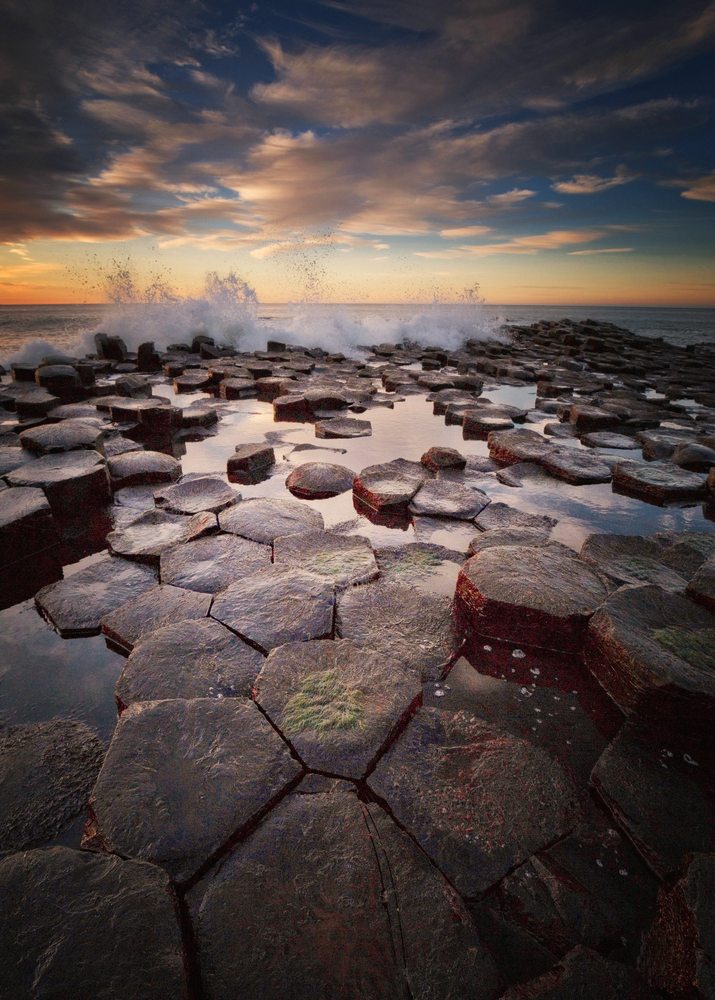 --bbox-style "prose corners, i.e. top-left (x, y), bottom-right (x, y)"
top-left (228, 442), bottom-right (275, 474)
top-left (285, 461), bottom-right (355, 499)
top-left (0, 486), bottom-right (57, 566)
top-left (580, 533), bottom-right (689, 590)
top-left (672, 441), bottom-right (715, 472)
top-left (273, 531), bottom-right (378, 589)
top-left (153, 476), bottom-right (239, 515)
top-left (107, 450), bottom-right (182, 490)
top-left (467, 527), bottom-right (553, 556)
top-left (541, 448), bottom-right (612, 485)
top-left (501, 947), bottom-right (654, 999)
top-left (374, 543), bottom-right (463, 597)
top-left (0, 447), bottom-right (32, 476)
top-left (687, 554), bottom-right (715, 613)
top-left (612, 459), bottom-right (707, 504)
top-left (101, 583), bottom-right (212, 652)
top-left (6, 451), bottom-right (110, 513)
top-left (19, 418), bottom-right (105, 455)
top-left (219, 496), bottom-right (324, 544)
top-left (315, 416), bottom-right (372, 438)
top-left (409, 480), bottom-right (491, 519)
top-left (474, 502), bottom-right (557, 534)
top-left (581, 431), bottom-right (637, 449)
top-left (354, 458), bottom-right (431, 510)
top-left (488, 428), bottom-right (554, 465)
top-left (107, 508), bottom-right (216, 564)
top-left (160, 533), bottom-right (271, 593)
